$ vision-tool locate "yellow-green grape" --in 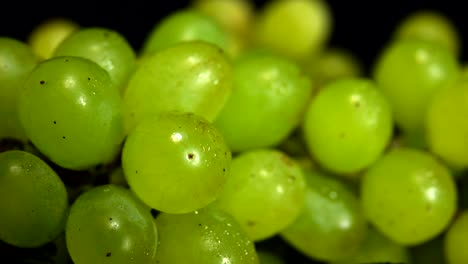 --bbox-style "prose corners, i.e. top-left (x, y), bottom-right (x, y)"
top-left (0, 37), bottom-right (38, 141)
top-left (53, 27), bottom-right (137, 93)
top-left (426, 78), bottom-right (468, 170)
top-left (0, 150), bottom-right (68, 248)
top-left (155, 208), bottom-right (259, 264)
top-left (330, 226), bottom-right (411, 264)
top-left (361, 147), bottom-right (457, 246)
top-left (303, 78), bottom-right (393, 176)
top-left (27, 17), bottom-right (79, 60)
top-left (280, 167), bottom-right (367, 261)
top-left (213, 149), bottom-right (306, 241)
top-left (444, 211), bottom-right (468, 264)
top-left (123, 41), bottom-right (232, 133)
top-left (306, 48), bottom-right (363, 88)
top-left (214, 50), bottom-right (312, 152)
top-left (253, 0), bottom-right (332, 62)
top-left (66, 184), bottom-right (158, 264)
top-left (257, 249), bottom-right (285, 264)
top-left (373, 39), bottom-right (459, 143)
top-left (393, 10), bottom-right (460, 56)
top-left (192, 0), bottom-right (254, 57)
top-left (142, 9), bottom-right (228, 55)
top-left (18, 56), bottom-right (124, 170)
top-left (122, 112), bottom-right (231, 214)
